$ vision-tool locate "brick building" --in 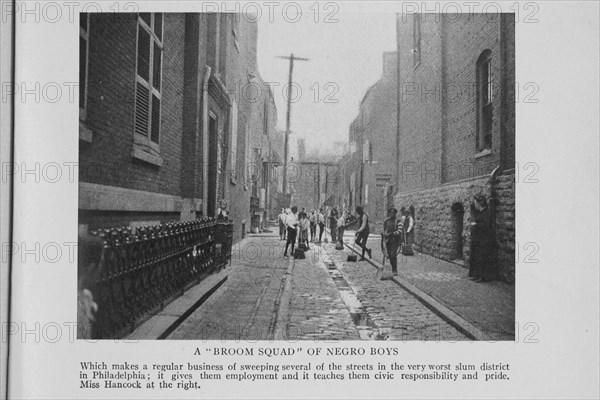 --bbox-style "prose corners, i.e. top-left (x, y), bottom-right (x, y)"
top-left (394, 13), bottom-right (515, 282)
top-left (290, 161), bottom-right (339, 213)
top-left (79, 13), bottom-right (277, 244)
top-left (344, 52), bottom-right (398, 226)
